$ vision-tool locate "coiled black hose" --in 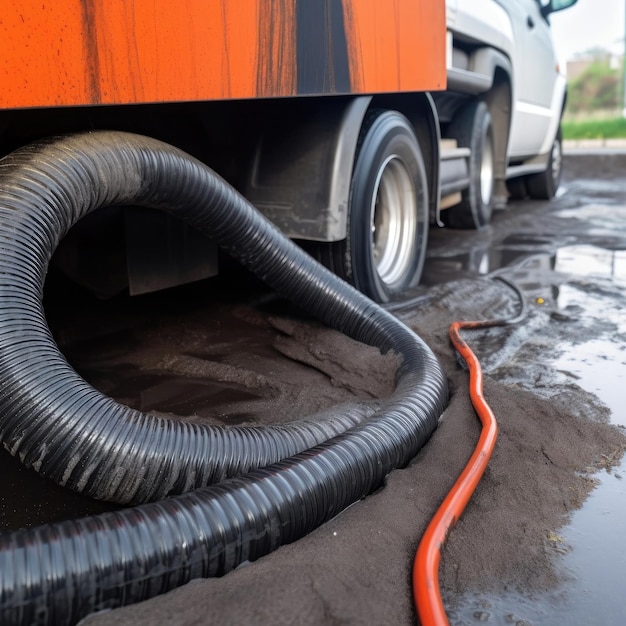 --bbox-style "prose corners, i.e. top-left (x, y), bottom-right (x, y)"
top-left (0, 132), bottom-right (447, 625)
